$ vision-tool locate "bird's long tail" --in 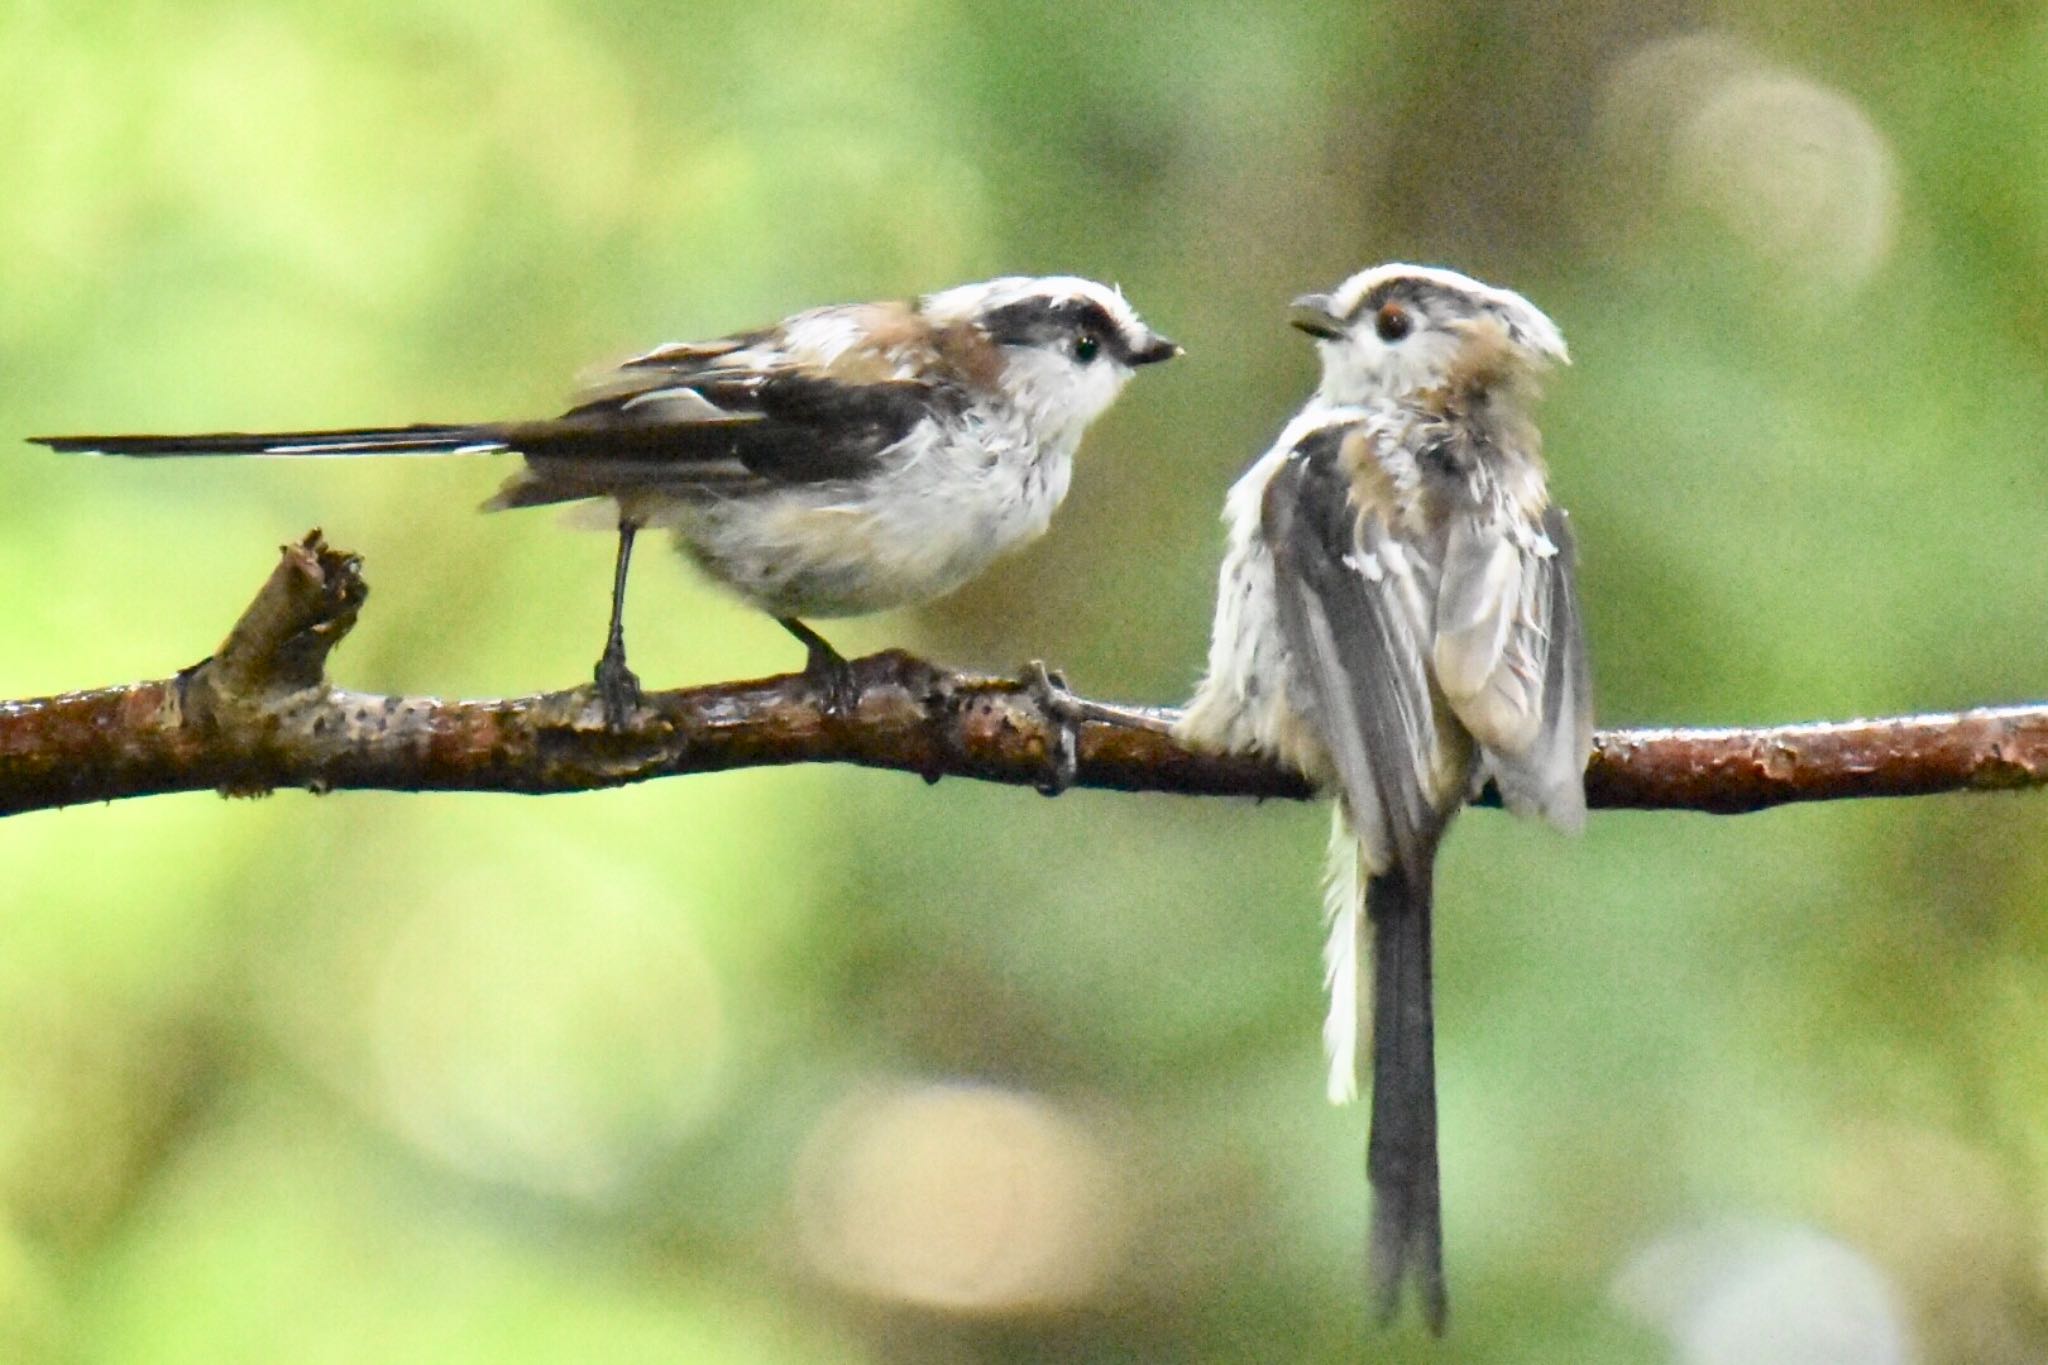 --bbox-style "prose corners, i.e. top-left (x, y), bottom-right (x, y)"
top-left (31, 425), bottom-right (508, 458)
top-left (1365, 859), bottom-right (1446, 1334)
